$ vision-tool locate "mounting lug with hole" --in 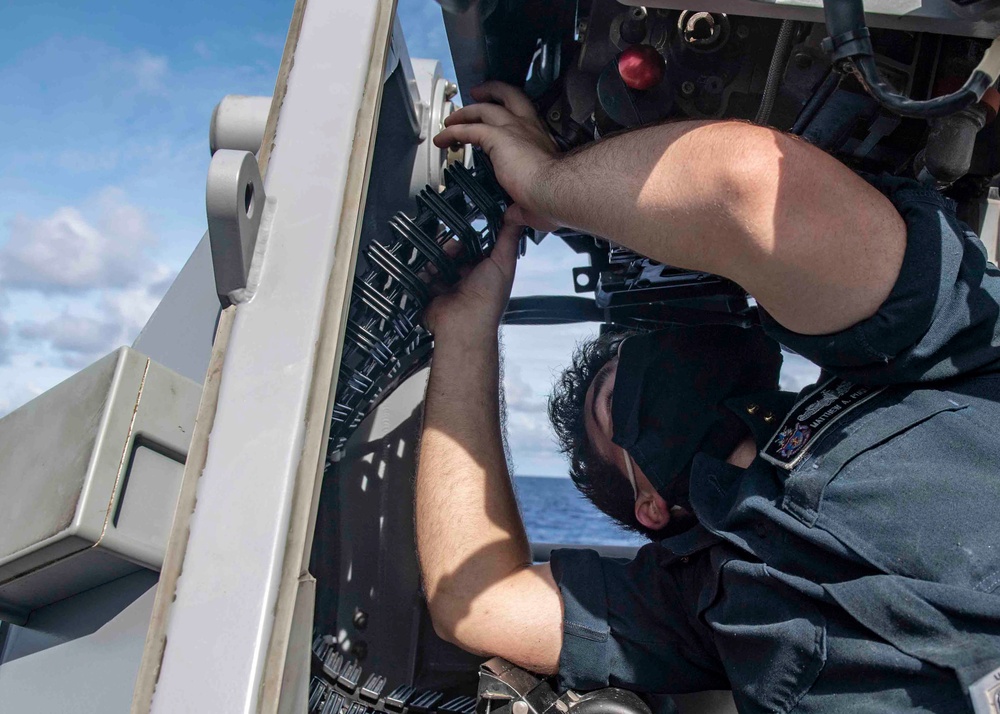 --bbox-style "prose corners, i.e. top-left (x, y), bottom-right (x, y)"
top-left (206, 149), bottom-right (270, 306)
